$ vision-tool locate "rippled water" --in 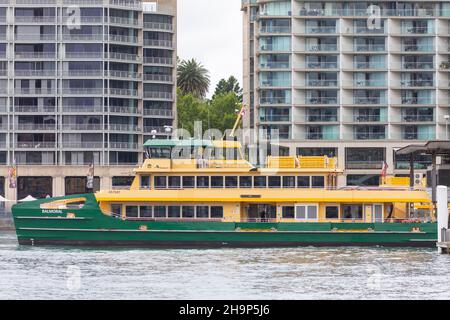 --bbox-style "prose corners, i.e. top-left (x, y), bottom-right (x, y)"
top-left (1, 231), bottom-right (450, 300)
